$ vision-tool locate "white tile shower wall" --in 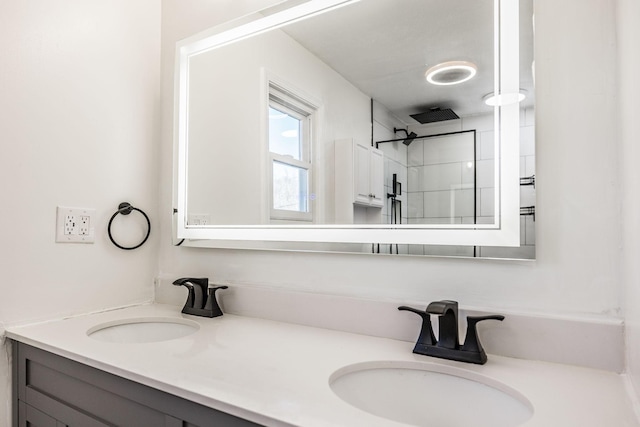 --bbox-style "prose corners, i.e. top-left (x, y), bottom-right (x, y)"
top-left (418, 162), bottom-right (463, 192)
top-left (407, 191), bottom-right (423, 218)
top-left (479, 130), bottom-right (495, 160)
top-left (371, 108), bottom-right (535, 260)
top-left (476, 159), bottom-right (495, 189)
top-left (406, 111), bottom-right (535, 259)
top-left (372, 108), bottom-right (535, 259)
top-left (519, 122), bottom-right (536, 251)
top-left (521, 185), bottom-right (536, 208)
top-left (407, 140), bottom-right (424, 166)
top-left (382, 156), bottom-right (408, 224)
top-left (407, 131), bottom-right (476, 224)
top-left (375, 109), bottom-right (409, 228)
top-left (423, 134), bottom-right (474, 165)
